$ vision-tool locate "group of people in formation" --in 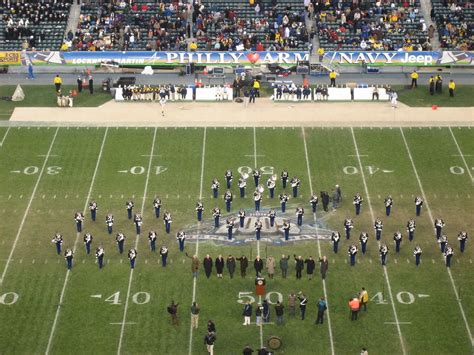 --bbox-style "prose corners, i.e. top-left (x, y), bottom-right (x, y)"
top-left (337, 194), bottom-right (467, 268)
top-left (54, 168), bottom-right (468, 271)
